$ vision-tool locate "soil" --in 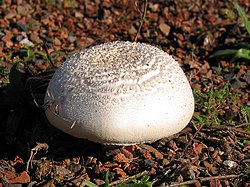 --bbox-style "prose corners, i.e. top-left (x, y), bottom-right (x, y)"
top-left (0, 0), bottom-right (249, 186)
